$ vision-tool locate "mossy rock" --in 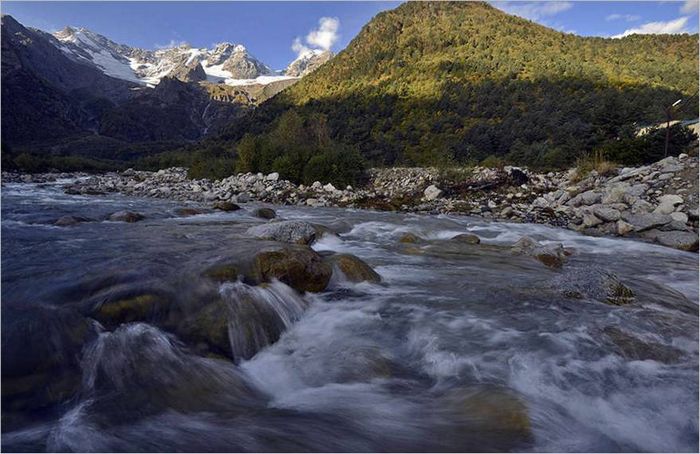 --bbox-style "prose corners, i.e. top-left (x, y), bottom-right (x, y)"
top-left (91, 291), bottom-right (171, 328)
top-left (451, 233), bottom-right (481, 244)
top-left (202, 263), bottom-right (240, 283)
top-left (253, 207), bottom-right (277, 219)
top-left (212, 201), bottom-right (241, 212)
top-left (553, 267), bottom-right (635, 306)
top-left (399, 232), bottom-right (423, 244)
top-left (175, 207), bottom-right (207, 217)
top-left (442, 386), bottom-right (533, 450)
top-left (603, 326), bottom-right (683, 363)
top-left (324, 253), bottom-right (381, 283)
top-left (1, 305), bottom-right (97, 412)
top-left (251, 246), bottom-right (332, 293)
